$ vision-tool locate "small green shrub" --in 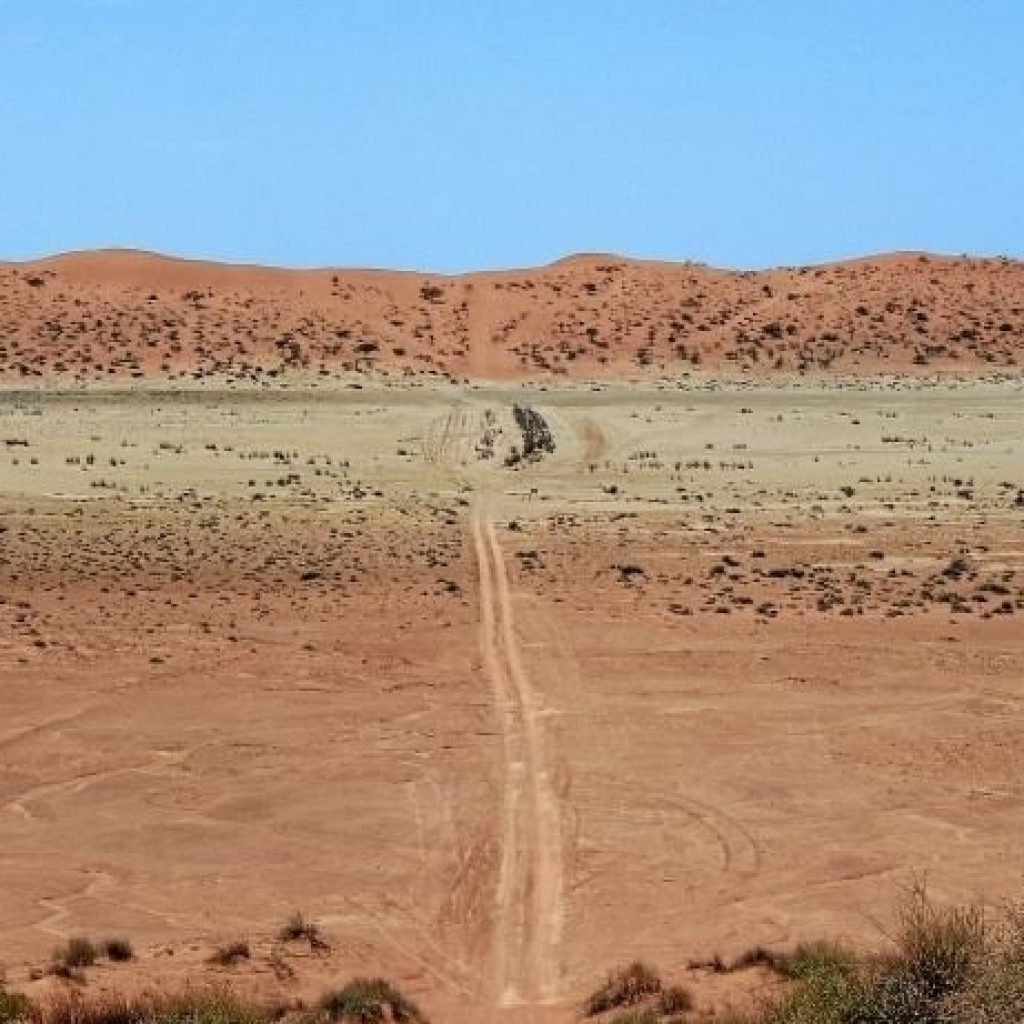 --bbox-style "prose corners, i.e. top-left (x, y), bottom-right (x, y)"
top-left (781, 941), bottom-right (856, 981)
top-left (583, 961), bottom-right (662, 1016)
top-left (761, 957), bottom-right (865, 1024)
top-left (318, 978), bottom-right (425, 1023)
